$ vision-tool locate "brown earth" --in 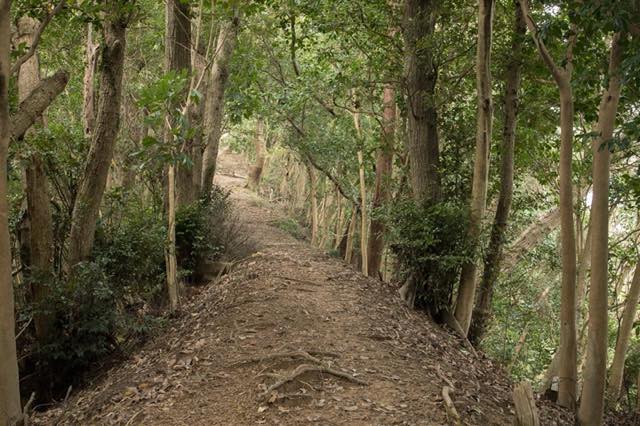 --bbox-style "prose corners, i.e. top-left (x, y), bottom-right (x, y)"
top-left (33, 148), bottom-right (574, 425)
